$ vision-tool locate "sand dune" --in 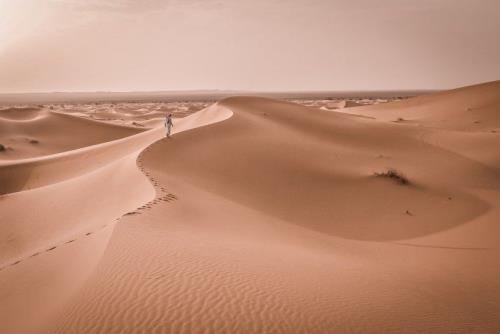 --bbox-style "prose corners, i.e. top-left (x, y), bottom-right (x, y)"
top-left (0, 109), bottom-right (143, 160)
top-left (0, 106), bottom-right (43, 121)
top-left (1, 82), bottom-right (500, 333)
top-left (139, 97), bottom-right (497, 241)
top-left (42, 101), bottom-right (213, 128)
top-left (350, 80), bottom-right (500, 128)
